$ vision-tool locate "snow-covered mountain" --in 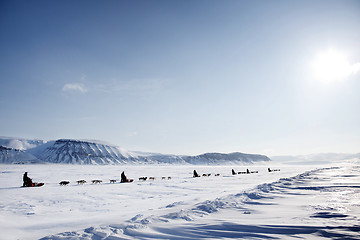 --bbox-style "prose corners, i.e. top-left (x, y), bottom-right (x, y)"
top-left (0, 146), bottom-right (41, 164)
top-left (0, 136), bottom-right (47, 151)
top-left (271, 153), bottom-right (360, 165)
top-left (31, 139), bottom-right (139, 164)
top-left (0, 137), bottom-right (270, 165)
top-left (184, 152), bottom-right (270, 165)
